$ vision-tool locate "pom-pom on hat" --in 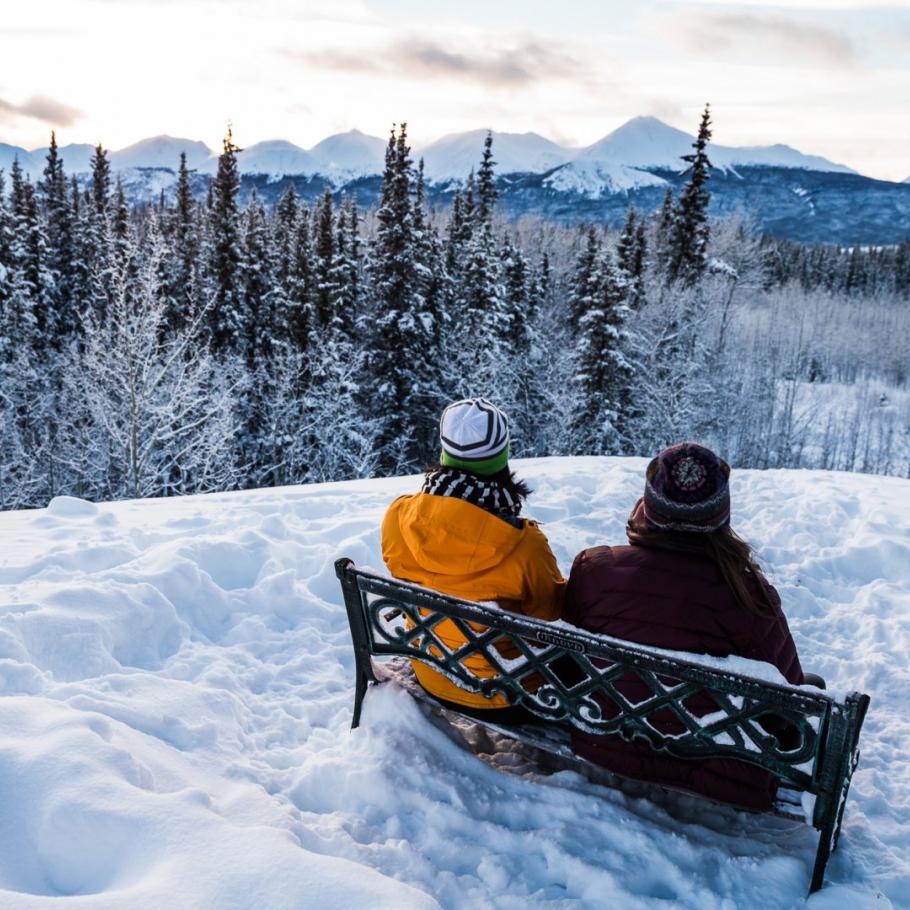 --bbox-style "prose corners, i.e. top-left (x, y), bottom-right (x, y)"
top-left (642, 442), bottom-right (731, 533)
top-left (439, 397), bottom-right (510, 476)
